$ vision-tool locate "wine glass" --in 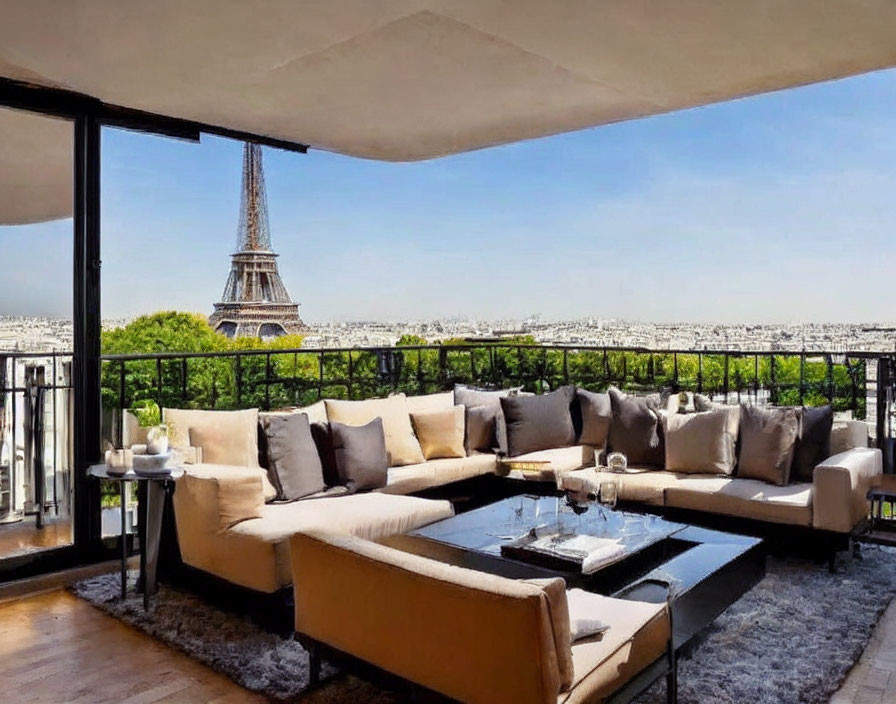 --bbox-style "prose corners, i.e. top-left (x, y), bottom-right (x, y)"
top-left (599, 480), bottom-right (618, 512)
